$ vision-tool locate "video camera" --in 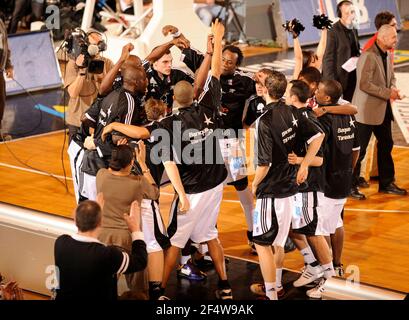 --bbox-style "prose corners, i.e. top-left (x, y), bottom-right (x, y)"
top-left (63, 28), bottom-right (106, 74)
